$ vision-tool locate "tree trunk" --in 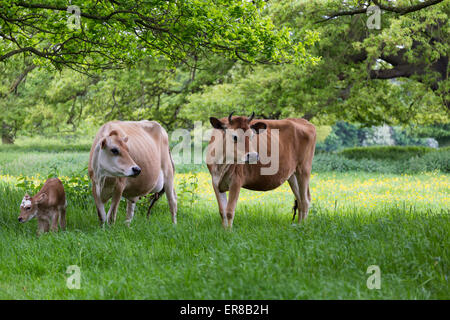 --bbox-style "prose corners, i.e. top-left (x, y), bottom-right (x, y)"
top-left (1, 122), bottom-right (14, 144)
